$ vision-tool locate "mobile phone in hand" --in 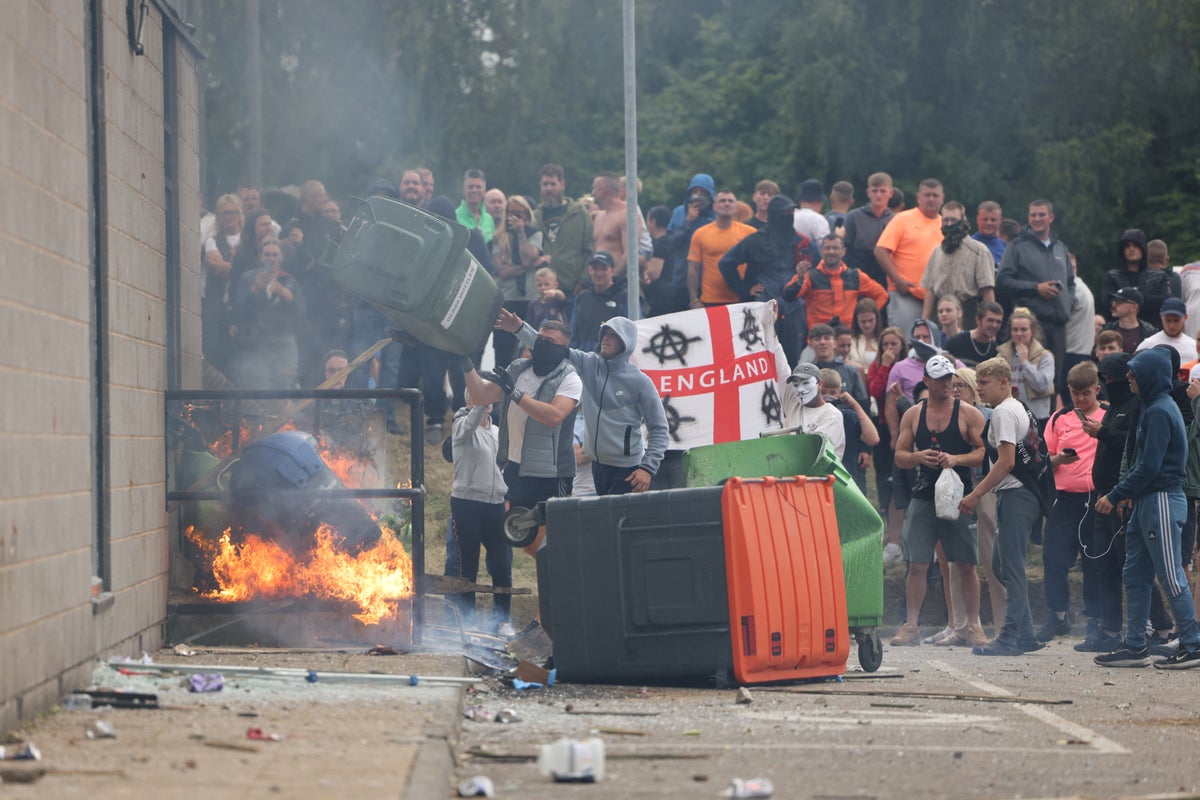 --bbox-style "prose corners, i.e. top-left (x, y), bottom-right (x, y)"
top-left (1062, 448), bottom-right (1077, 457)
